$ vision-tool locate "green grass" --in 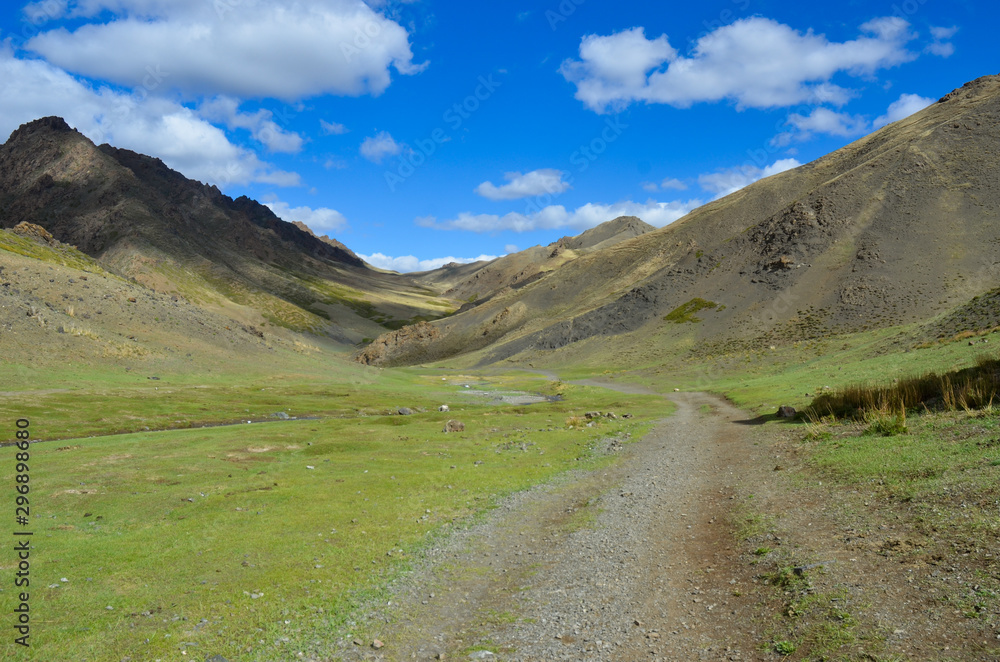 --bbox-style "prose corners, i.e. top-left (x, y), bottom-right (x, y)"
top-left (0, 362), bottom-right (665, 661)
top-left (0, 232), bottom-right (110, 274)
top-left (663, 297), bottom-right (721, 324)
